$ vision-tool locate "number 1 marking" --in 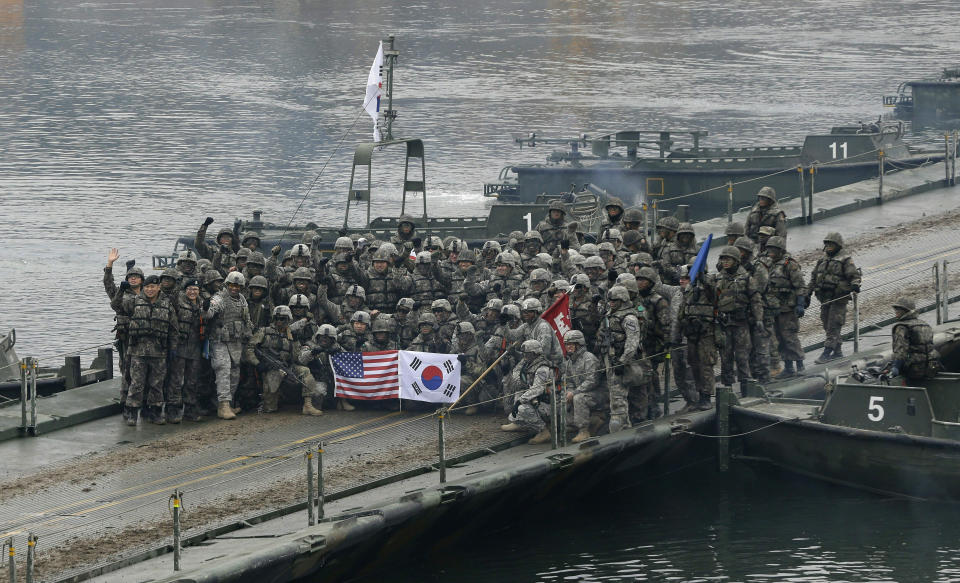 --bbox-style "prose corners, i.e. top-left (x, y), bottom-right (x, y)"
top-left (523, 212), bottom-right (532, 232)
